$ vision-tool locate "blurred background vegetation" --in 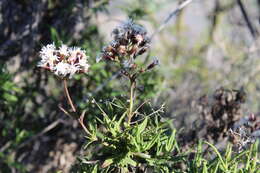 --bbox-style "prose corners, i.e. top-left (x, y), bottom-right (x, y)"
top-left (0, 0), bottom-right (260, 172)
